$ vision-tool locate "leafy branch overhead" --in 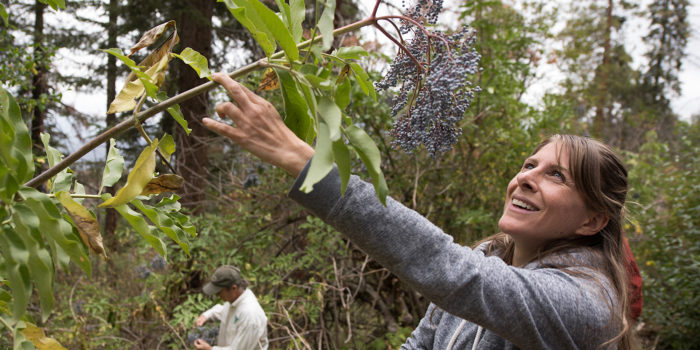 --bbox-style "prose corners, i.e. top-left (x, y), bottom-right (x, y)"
top-left (1, 0), bottom-right (482, 347)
